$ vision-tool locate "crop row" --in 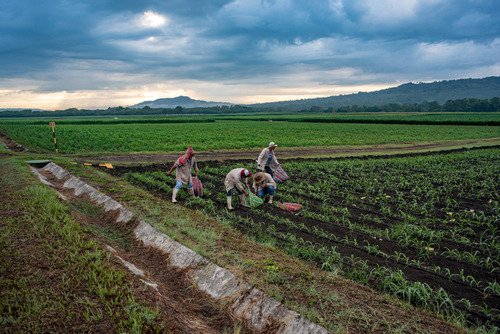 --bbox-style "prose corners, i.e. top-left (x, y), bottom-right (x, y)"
top-left (217, 209), bottom-right (496, 329)
top-left (200, 168), bottom-right (500, 286)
